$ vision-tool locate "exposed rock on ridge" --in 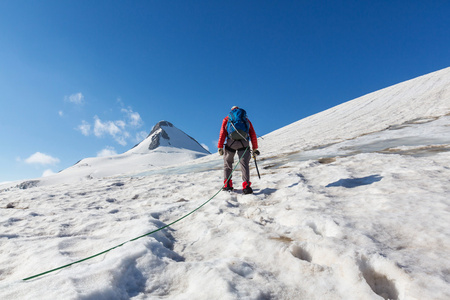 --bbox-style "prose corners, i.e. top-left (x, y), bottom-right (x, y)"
top-left (148, 122), bottom-right (172, 150)
top-left (132, 120), bottom-right (210, 154)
